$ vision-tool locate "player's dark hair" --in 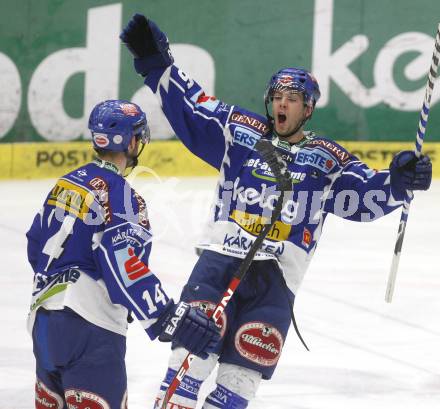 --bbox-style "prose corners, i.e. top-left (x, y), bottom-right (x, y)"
top-left (93, 148), bottom-right (121, 160)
